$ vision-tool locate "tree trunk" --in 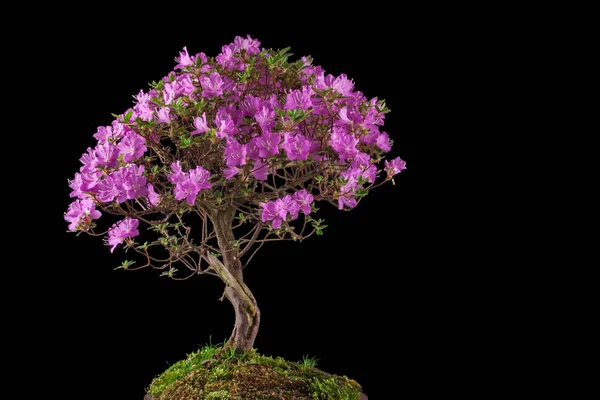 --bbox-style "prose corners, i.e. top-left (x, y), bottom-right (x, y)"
top-left (209, 209), bottom-right (260, 353)
top-left (223, 283), bottom-right (260, 353)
